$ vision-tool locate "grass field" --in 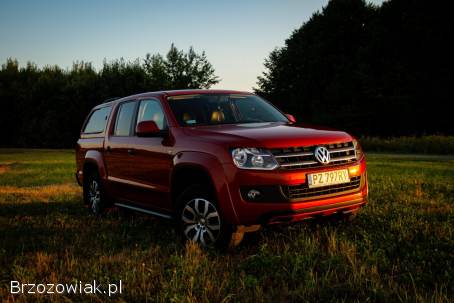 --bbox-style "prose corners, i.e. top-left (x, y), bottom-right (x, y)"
top-left (0, 149), bottom-right (453, 302)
